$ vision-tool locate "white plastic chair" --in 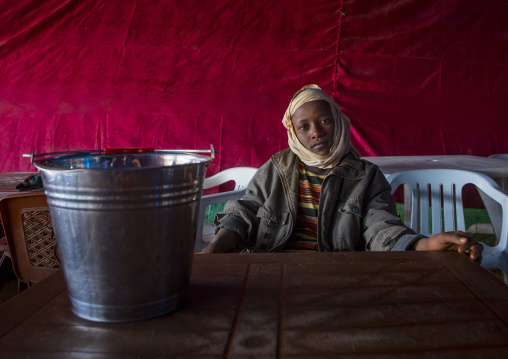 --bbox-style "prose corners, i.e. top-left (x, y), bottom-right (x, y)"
top-left (387, 169), bottom-right (508, 280)
top-left (488, 154), bottom-right (508, 190)
top-left (489, 154), bottom-right (508, 160)
top-left (195, 167), bottom-right (258, 252)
